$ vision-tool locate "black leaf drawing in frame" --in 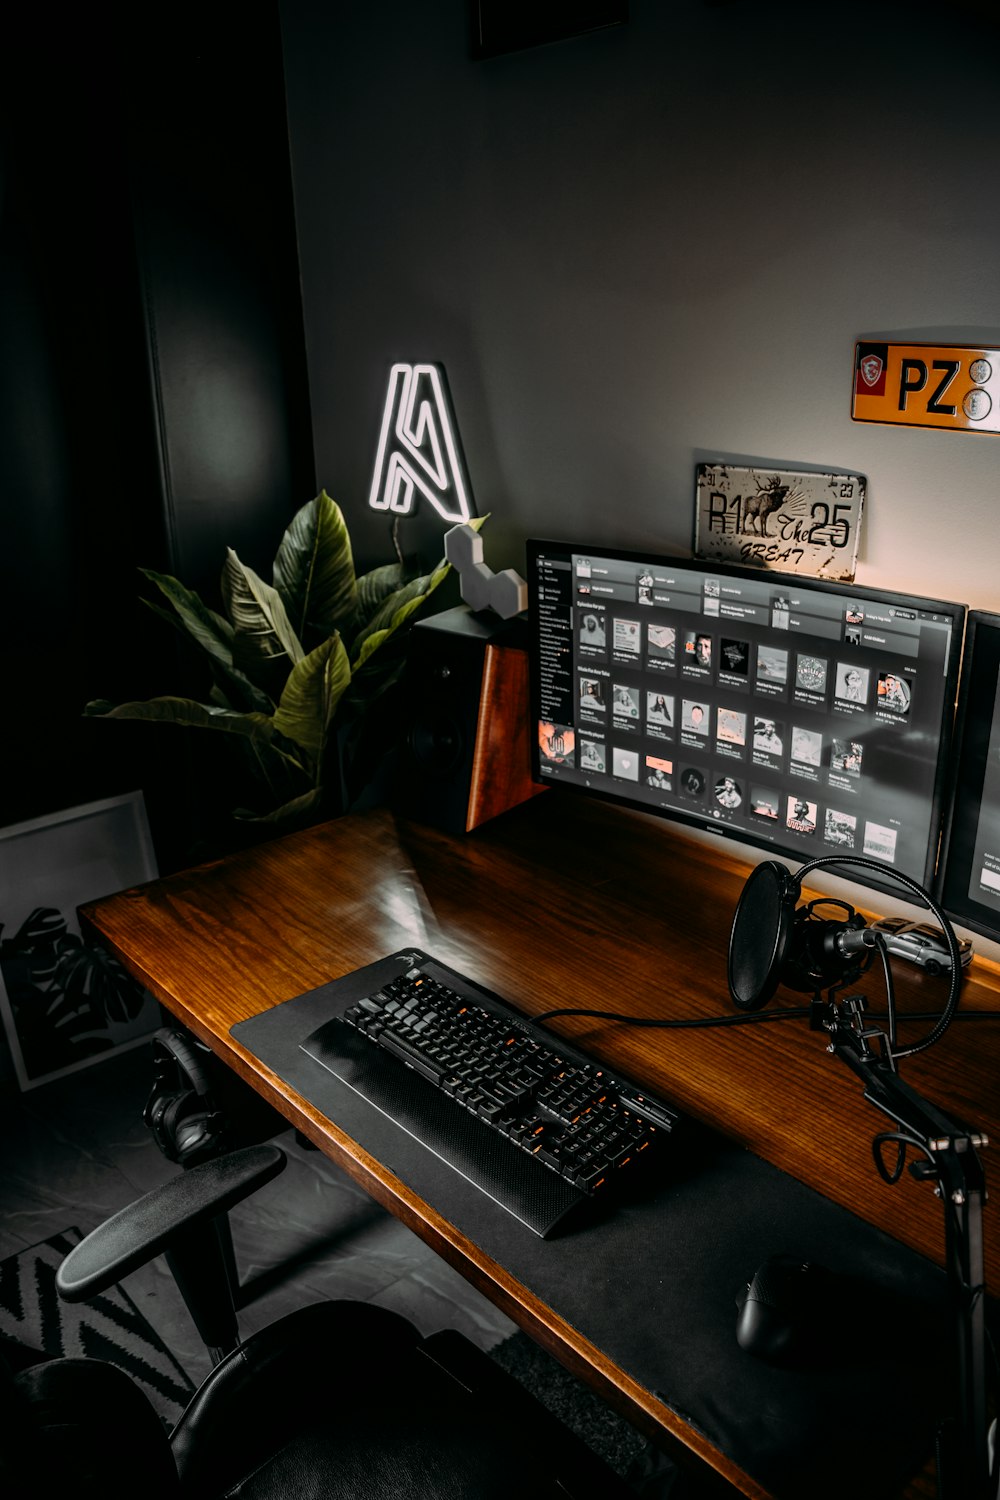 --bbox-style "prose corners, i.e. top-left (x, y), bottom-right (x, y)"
top-left (0, 792), bottom-right (160, 1089)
